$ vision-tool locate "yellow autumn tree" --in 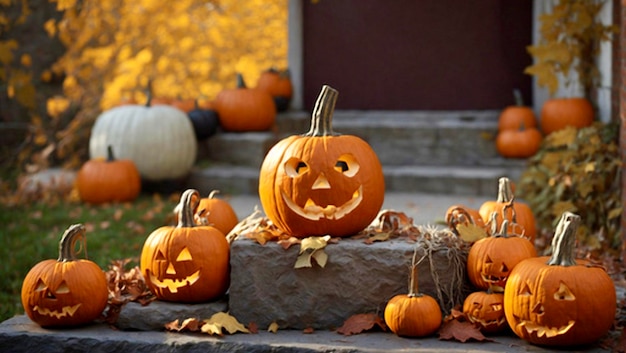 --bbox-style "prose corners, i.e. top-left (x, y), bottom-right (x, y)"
top-left (3, 0), bottom-right (287, 172)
